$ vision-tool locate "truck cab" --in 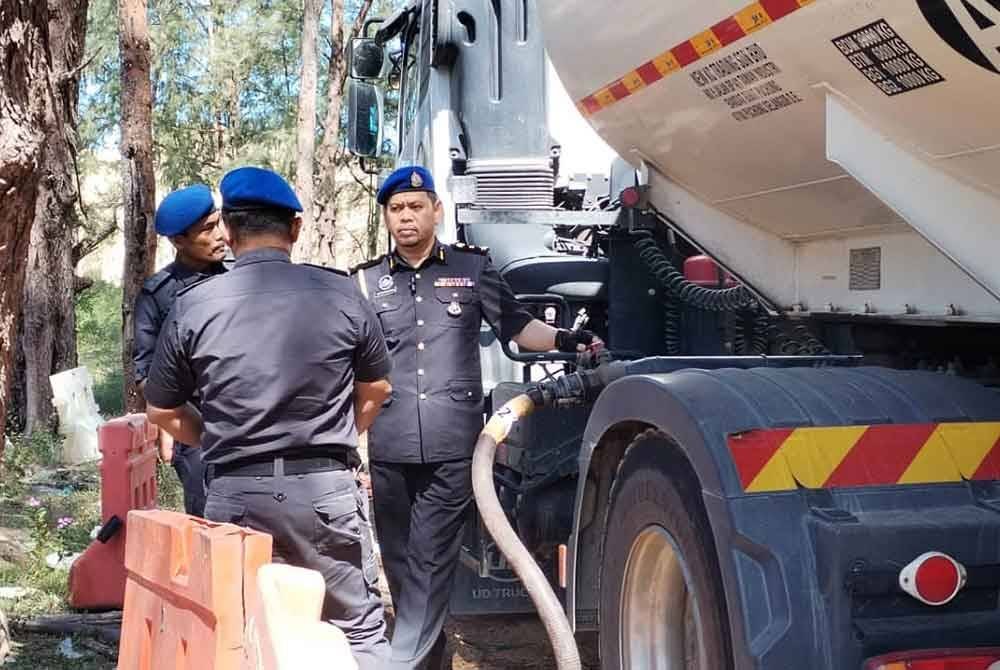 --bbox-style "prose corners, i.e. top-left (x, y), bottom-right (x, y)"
top-left (346, 2), bottom-right (1000, 669)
